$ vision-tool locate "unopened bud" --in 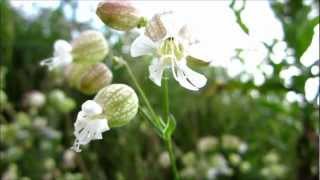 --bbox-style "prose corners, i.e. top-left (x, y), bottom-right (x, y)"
top-left (197, 136), bottom-right (218, 153)
top-left (228, 153), bottom-right (241, 166)
top-left (94, 84), bottom-right (139, 127)
top-left (96, 1), bottom-right (142, 31)
top-left (23, 91), bottom-right (46, 108)
top-left (65, 63), bottom-right (113, 94)
top-left (71, 30), bottom-right (109, 64)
